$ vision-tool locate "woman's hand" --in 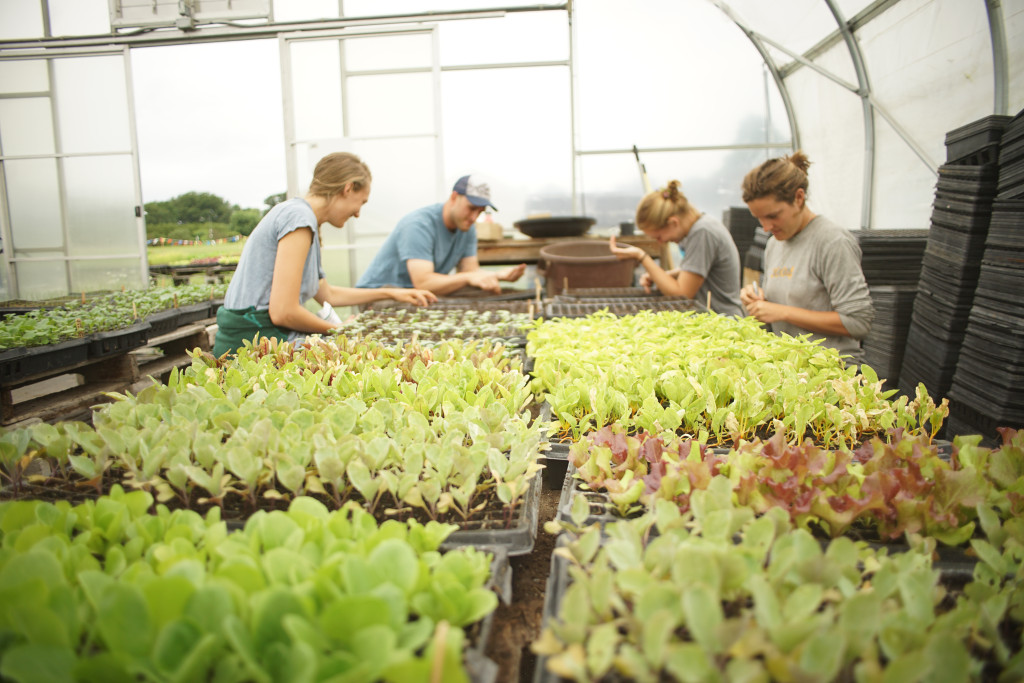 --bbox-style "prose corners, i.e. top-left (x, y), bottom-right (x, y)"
top-left (388, 288), bottom-right (438, 306)
top-left (740, 282), bottom-right (764, 308)
top-left (608, 236), bottom-right (647, 262)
